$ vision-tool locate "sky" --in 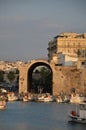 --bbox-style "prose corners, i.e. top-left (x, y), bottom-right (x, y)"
top-left (0, 0), bottom-right (86, 62)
